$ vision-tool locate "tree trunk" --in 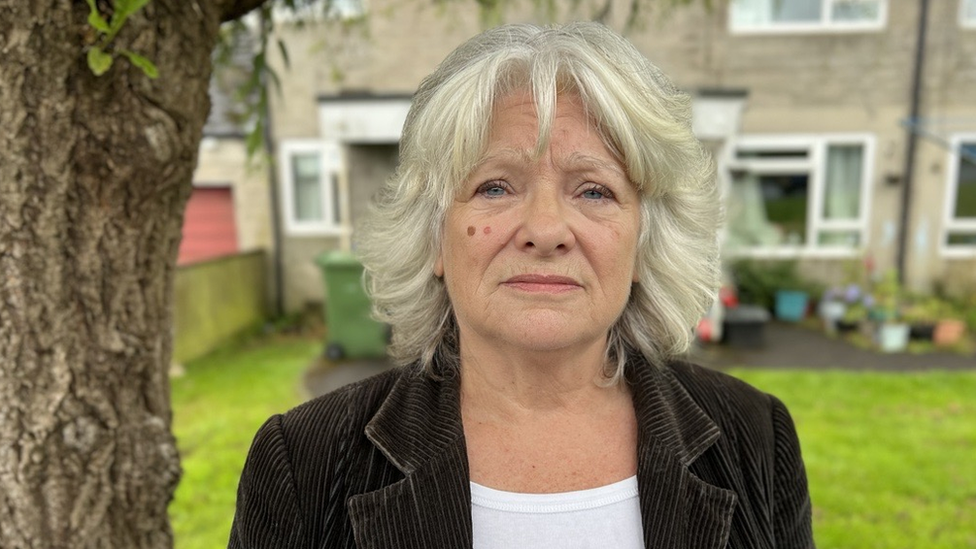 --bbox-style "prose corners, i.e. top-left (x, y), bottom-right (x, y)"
top-left (0, 1), bottom-right (230, 546)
